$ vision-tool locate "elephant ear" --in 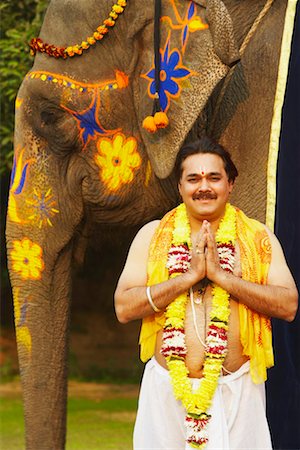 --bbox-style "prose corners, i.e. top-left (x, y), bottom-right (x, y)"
top-left (206, 0), bottom-right (240, 67)
top-left (137, 0), bottom-right (239, 179)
